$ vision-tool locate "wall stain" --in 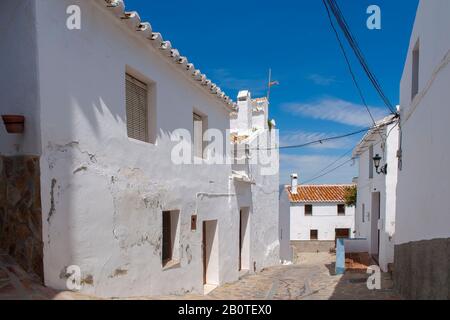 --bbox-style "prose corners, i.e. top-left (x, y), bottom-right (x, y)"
top-left (109, 268), bottom-right (128, 278)
top-left (73, 166), bottom-right (88, 174)
top-left (81, 274), bottom-right (94, 286)
top-left (185, 244), bottom-right (193, 264)
top-left (47, 178), bottom-right (57, 223)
